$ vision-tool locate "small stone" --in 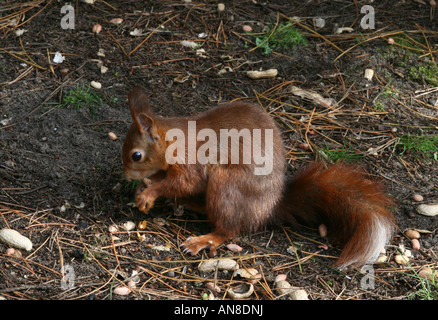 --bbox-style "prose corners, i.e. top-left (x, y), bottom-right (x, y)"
top-left (77, 220), bottom-right (88, 229)
top-left (412, 194), bottom-right (424, 202)
top-left (164, 270), bottom-right (175, 278)
top-left (298, 142), bottom-right (310, 150)
top-left (312, 17), bottom-right (325, 28)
